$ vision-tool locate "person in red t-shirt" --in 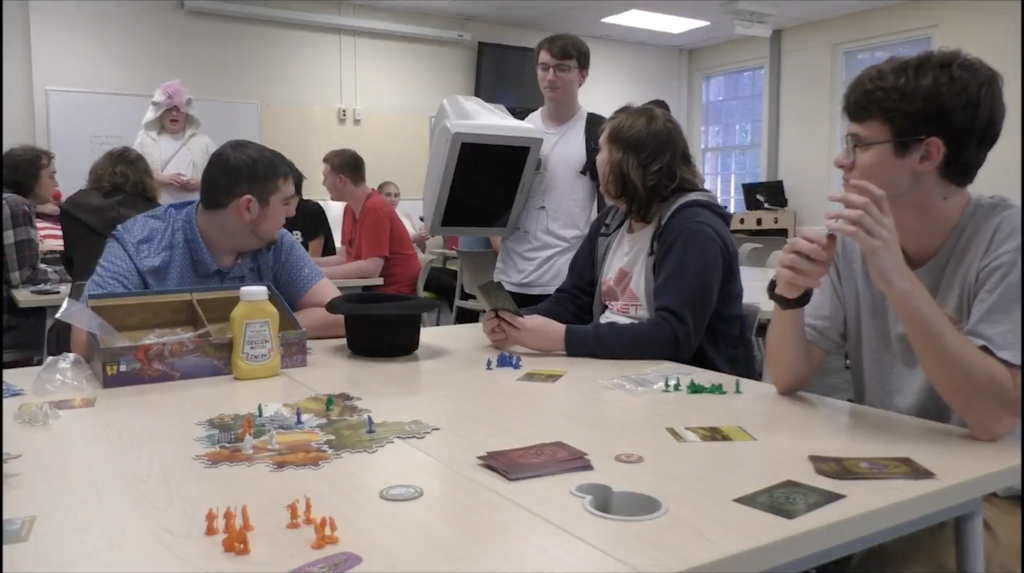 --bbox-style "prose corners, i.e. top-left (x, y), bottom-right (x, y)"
top-left (312, 149), bottom-right (420, 294)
